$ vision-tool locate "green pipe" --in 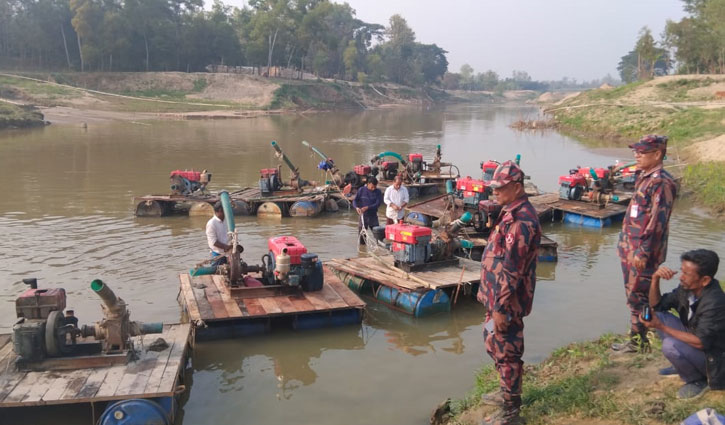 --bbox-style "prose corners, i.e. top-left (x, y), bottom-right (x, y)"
top-left (219, 191), bottom-right (236, 232)
top-left (302, 140), bottom-right (329, 161)
top-left (271, 140), bottom-right (298, 173)
top-left (190, 266), bottom-right (218, 276)
top-left (374, 151), bottom-right (404, 163)
top-left (589, 168), bottom-right (600, 181)
top-left (139, 322), bottom-right (163, 334)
